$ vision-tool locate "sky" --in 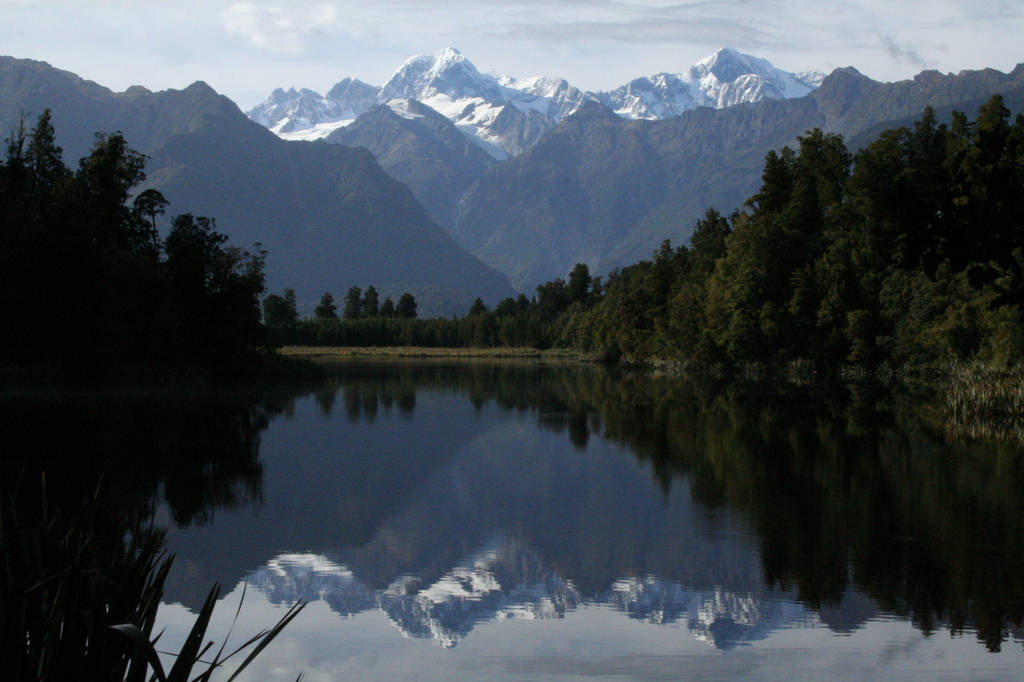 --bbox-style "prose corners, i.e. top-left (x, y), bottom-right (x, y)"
top-left (2, 0), bottom-right (1022, 111)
